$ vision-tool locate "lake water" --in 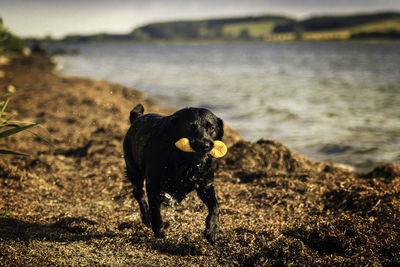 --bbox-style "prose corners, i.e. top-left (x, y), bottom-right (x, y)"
top-left (52, 42), bottom-right (400, 171)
